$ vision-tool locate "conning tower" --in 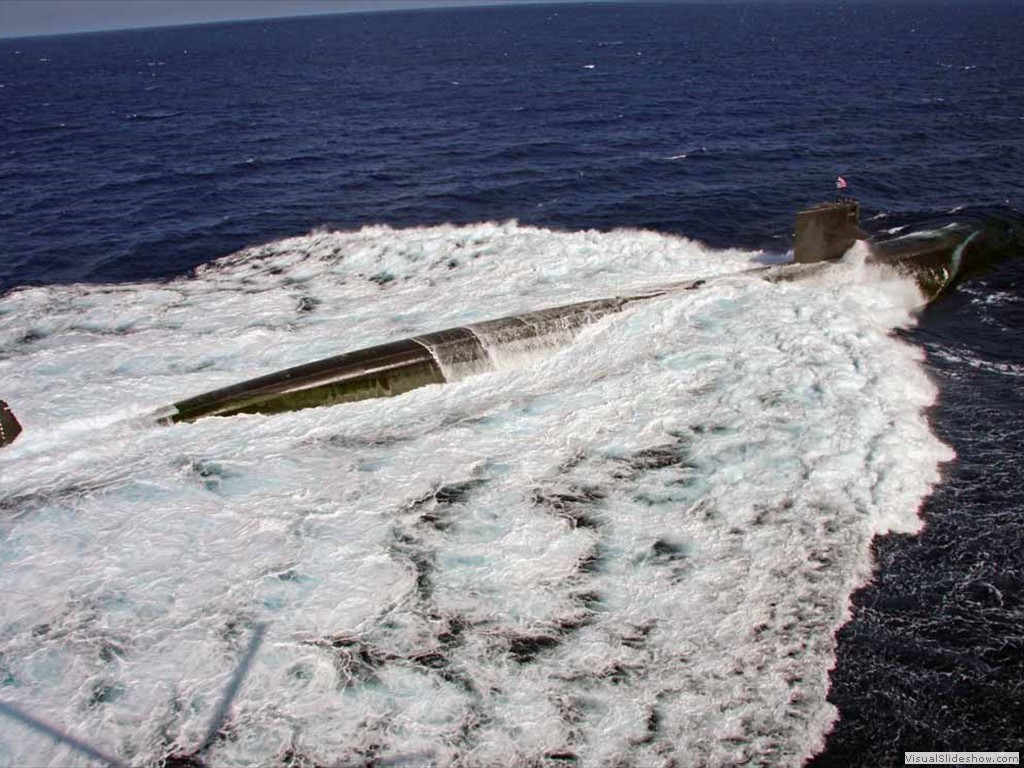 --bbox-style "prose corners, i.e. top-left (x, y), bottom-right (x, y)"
top-left (794, 199), bottom-right (865, 263)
